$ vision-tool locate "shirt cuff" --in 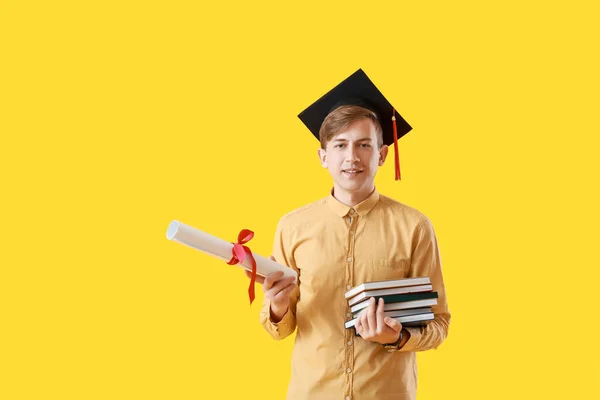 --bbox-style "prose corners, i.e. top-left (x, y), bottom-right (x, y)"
top-left (262, 300), bottom-right (294, 338)
top-left (398, 327), bottom-right (421, 352)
